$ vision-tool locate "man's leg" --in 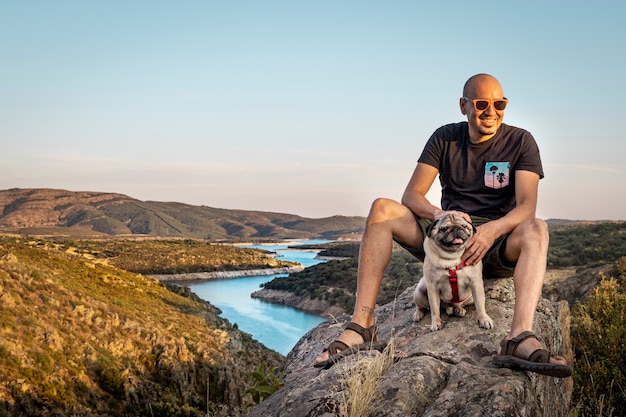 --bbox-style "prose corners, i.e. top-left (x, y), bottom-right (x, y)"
top-left (501, 218), bottom-right (568, 365)
top-left (315, 198), bottom-right (424, 364)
